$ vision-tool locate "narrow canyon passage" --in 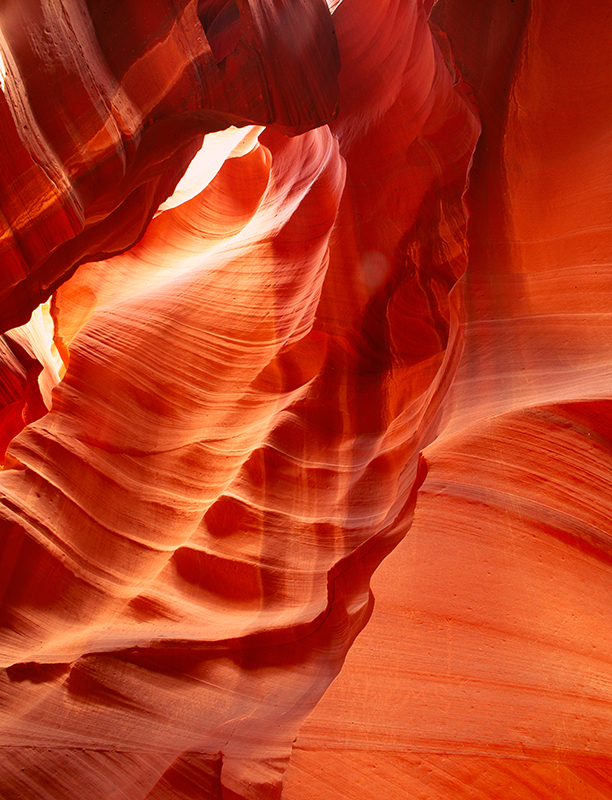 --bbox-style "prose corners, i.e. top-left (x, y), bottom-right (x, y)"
top-left (0, 1), bottom-right (610, 798)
